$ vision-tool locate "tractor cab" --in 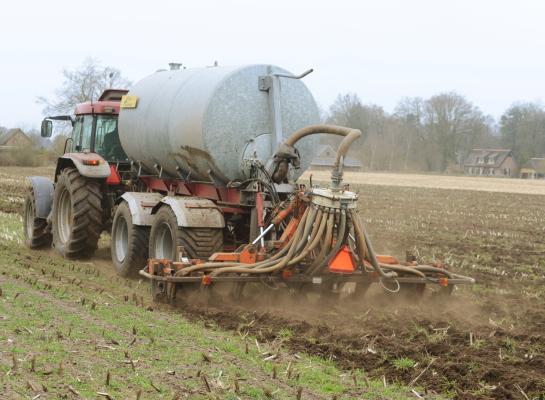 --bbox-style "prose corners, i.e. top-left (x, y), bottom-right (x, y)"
top-left (41, 89), bottom-right (129, 163)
